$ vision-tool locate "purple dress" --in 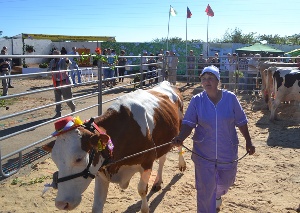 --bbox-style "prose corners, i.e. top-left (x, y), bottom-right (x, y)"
top-left (182, 89), bottom-right (248, 212)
